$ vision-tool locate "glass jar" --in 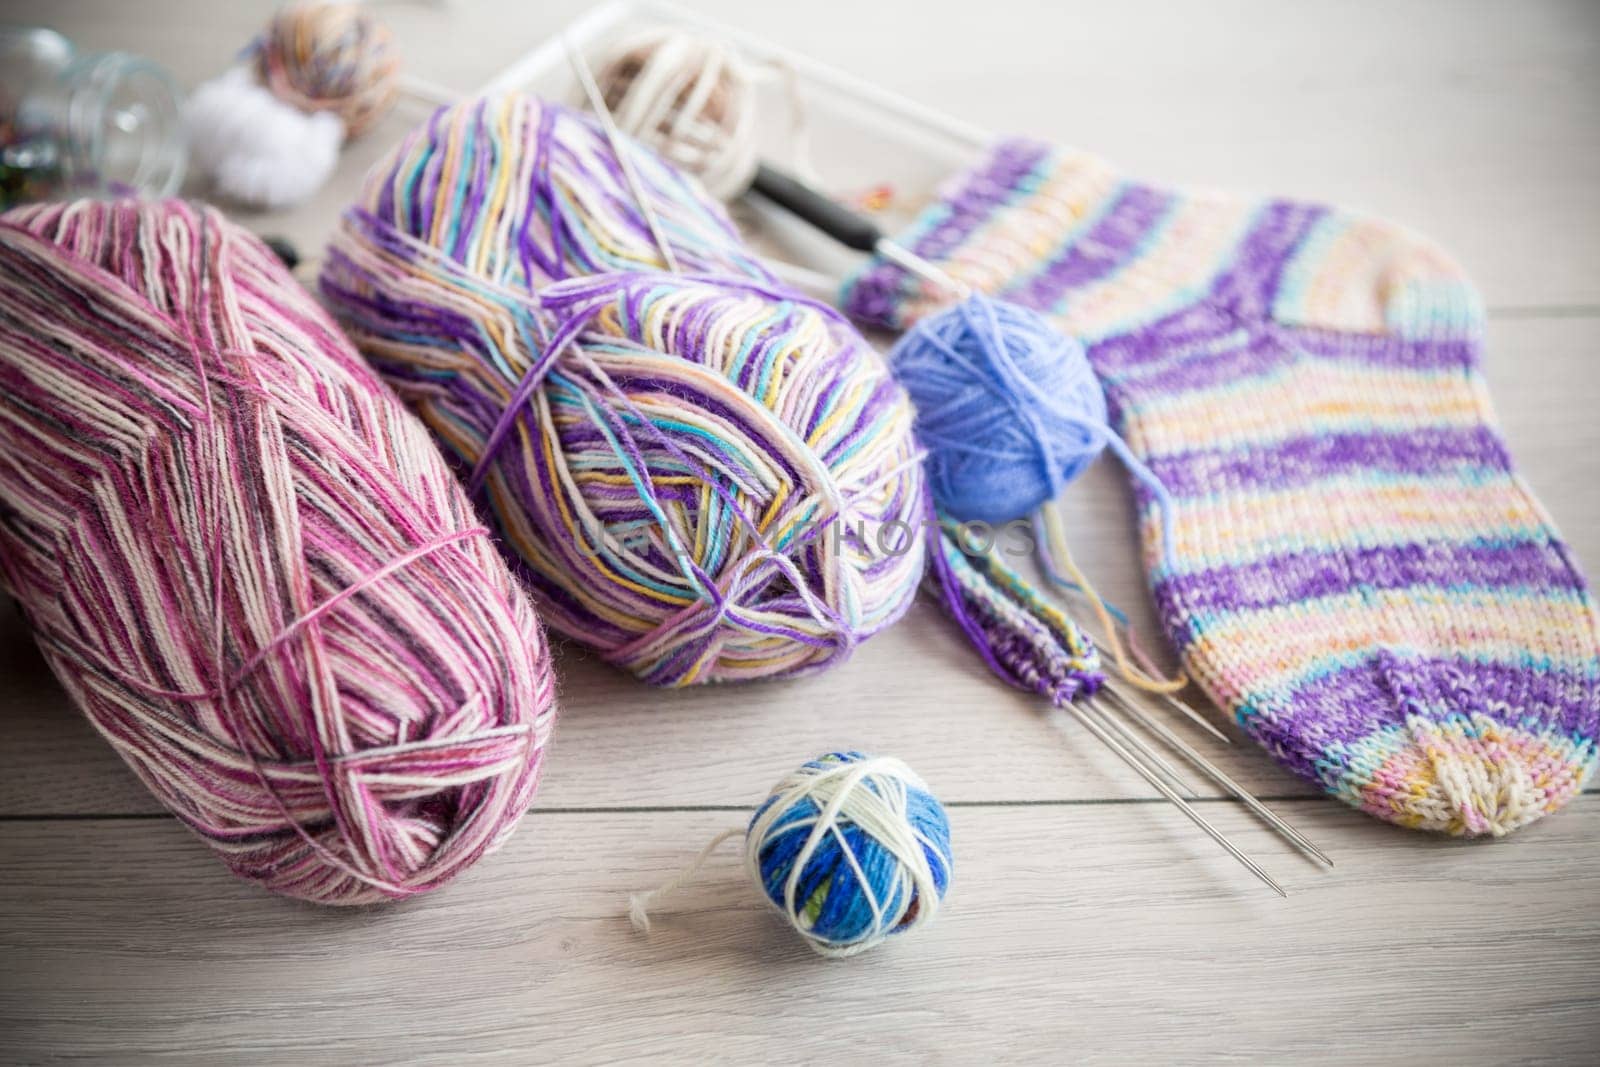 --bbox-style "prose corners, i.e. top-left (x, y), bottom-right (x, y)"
top-left (0, 27), bottom-right (185, 209)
